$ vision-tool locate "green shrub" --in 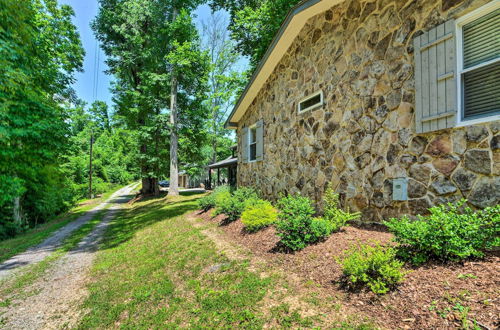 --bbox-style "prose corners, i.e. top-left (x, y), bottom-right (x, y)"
top-left (338, 244), bottom-right (406, 294)
top-left (197, 186), bottom-right (230, 211)
top-left (275, 195), bottom-right (332, 251)
top-left (215, 187), bottom-right (258, 222)
top-left (322, 186), bottom-right (360, 231)
top-left (384, 201), bottom-right (500, 265)
top-left (241, 199), bottom-right (277, 232)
